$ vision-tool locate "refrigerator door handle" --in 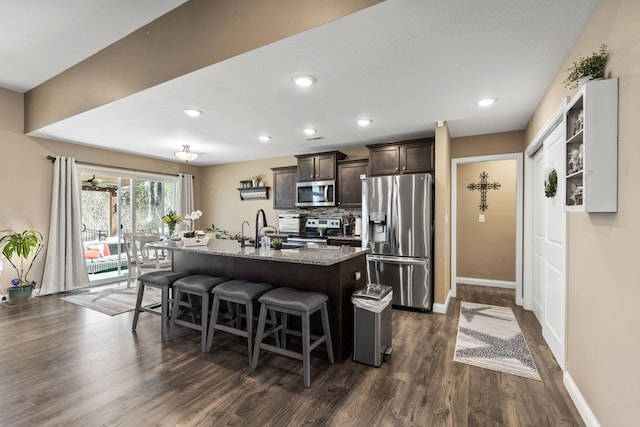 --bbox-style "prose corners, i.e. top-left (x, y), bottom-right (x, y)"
top-left (367, 255), bottom-right (428, 266)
